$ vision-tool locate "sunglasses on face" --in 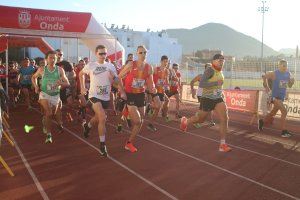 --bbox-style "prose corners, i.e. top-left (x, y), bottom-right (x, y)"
top-left (98, 52), bottom-right (107, 56)
top-left (138, 51), bottom-right (147, 55)
top-left (58, 54), bottom-right (63, 56)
